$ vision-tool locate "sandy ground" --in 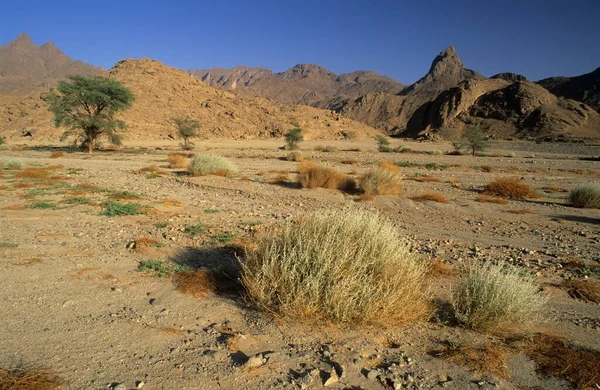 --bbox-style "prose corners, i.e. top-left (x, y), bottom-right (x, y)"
top-left (0, 138), bottom-right (599, 389)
